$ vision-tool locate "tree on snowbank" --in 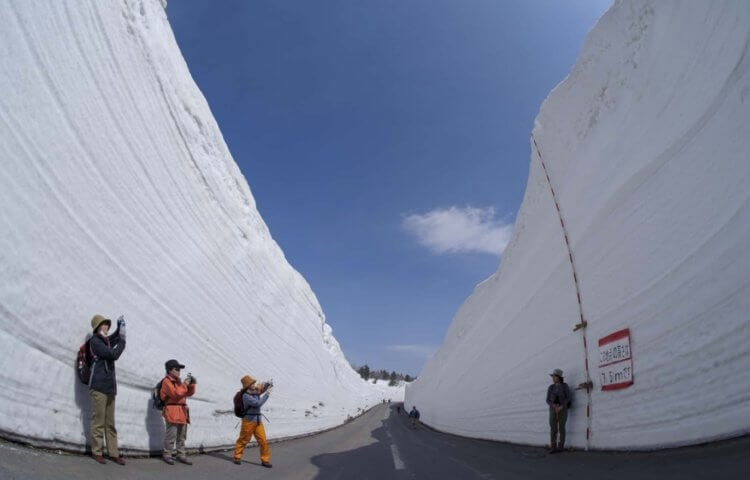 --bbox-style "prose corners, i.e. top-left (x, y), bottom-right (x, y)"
top-left (355, 364), bottom-right (414, 383)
